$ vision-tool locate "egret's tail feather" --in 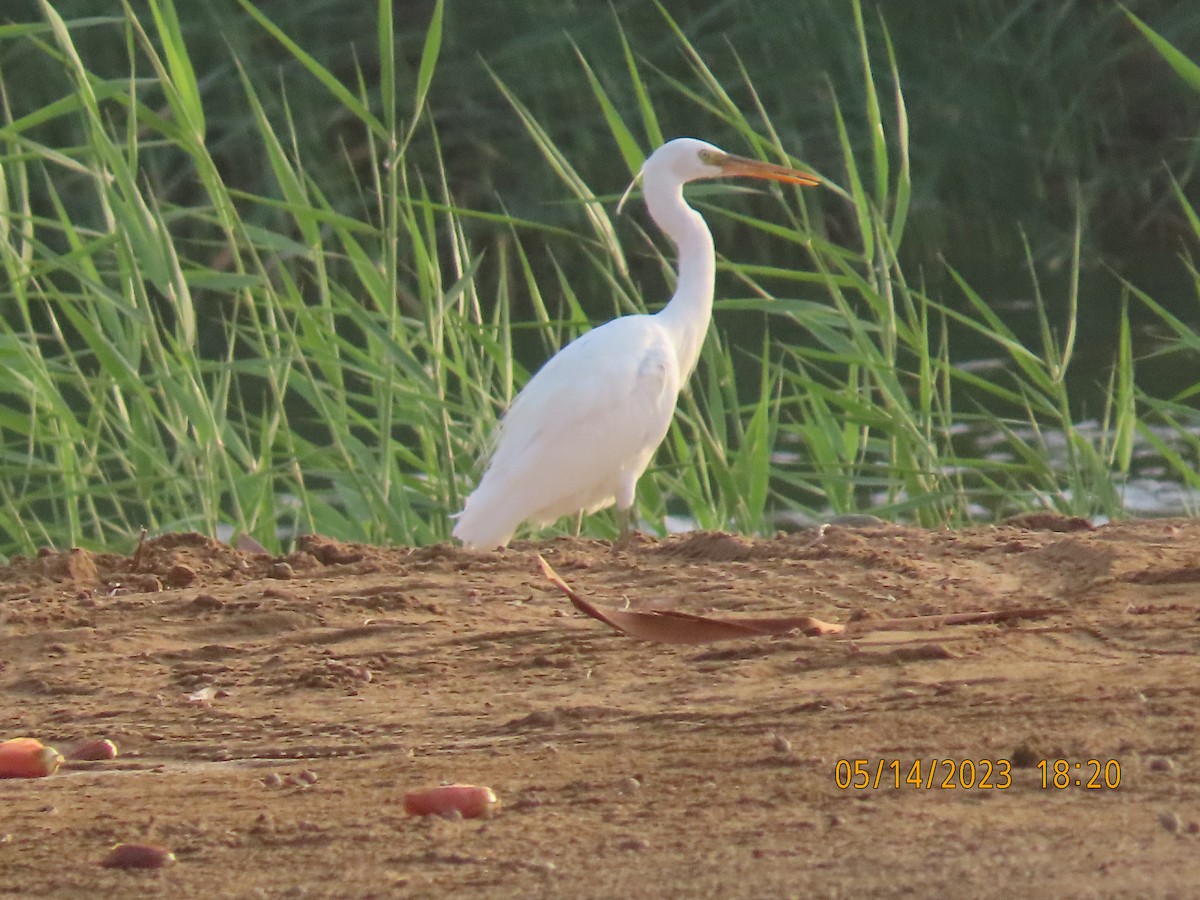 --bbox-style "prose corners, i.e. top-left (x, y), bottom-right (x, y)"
top-left (451, 505), bottom-right (517, 550)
